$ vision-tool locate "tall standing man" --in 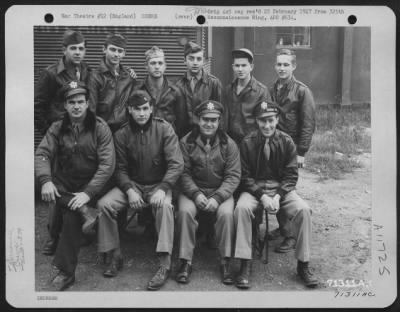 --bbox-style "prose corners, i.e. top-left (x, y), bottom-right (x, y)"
top-left (175, 41), bottom-right (223, 137)
top-left (35, 30), bottom-right (94, 256)
top-left (224, 48), bottom-right (271, 144)
top-left (35, 81), bottom-right (115, 291)
top-left (136, 46), bottom-right (186, 136)
top-left (35, 29), bottom-right (93, 135)
top-left (96, 90), bottom-right (184, 291)
top-left (89, 33), bottom-right (137, 133)
top-left (269, 49), bottom-right (316, 251)
top-left (233, 100), bottom-right (318, 289)
top-left (176, 100), bottom-right (241, 285)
